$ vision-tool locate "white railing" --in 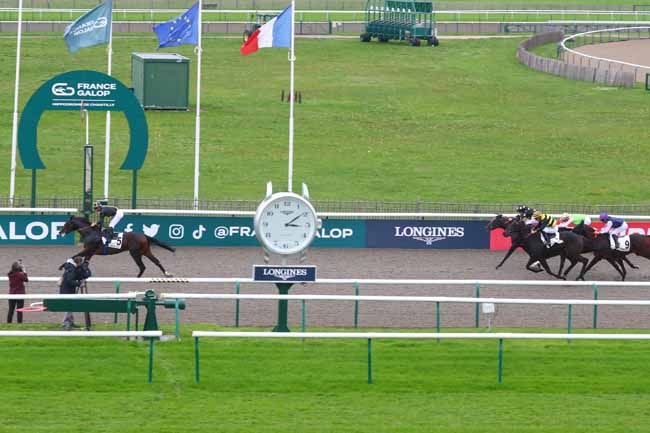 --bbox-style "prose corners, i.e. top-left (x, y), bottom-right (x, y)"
top-left (4, 207), bottom-right (650, 221)
top-left (0, 330), bottom-right (160, 337)
top-left (0, 292), bottom-right (141, 300)
top-left (191, 330), bottom-right (650, 384)
top-left (160, 293), bottom-right (650, 306)
top-left (0, 207), bottom-right (77, 213)
top-left (6, 277), bottom-right (650, 286)
top-left (559, 26), bottom-right (650, 80)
